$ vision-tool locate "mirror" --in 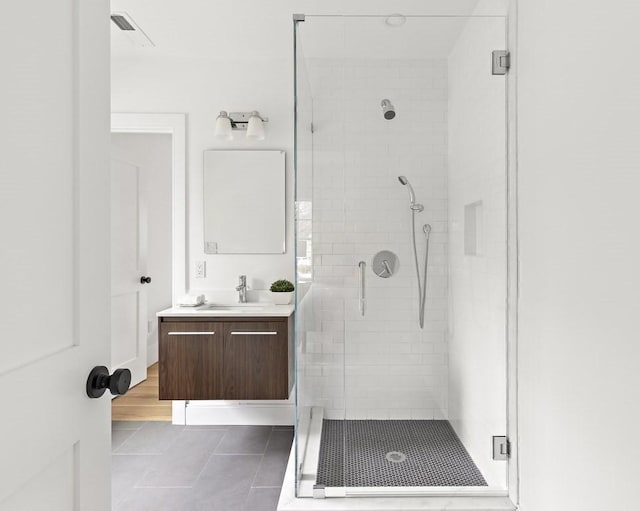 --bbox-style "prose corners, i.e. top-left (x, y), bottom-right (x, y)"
top-left (203, 150), bottom-right (285, 254)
